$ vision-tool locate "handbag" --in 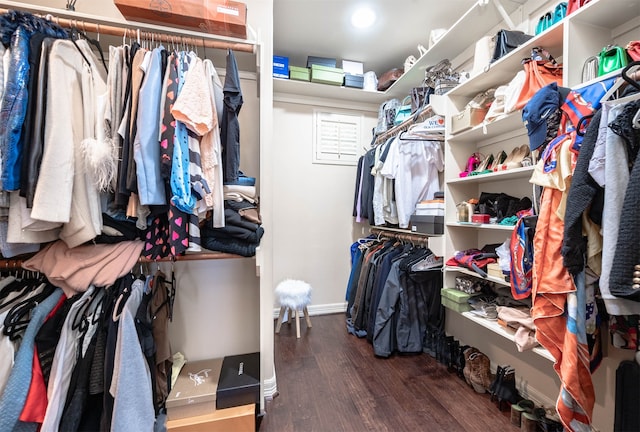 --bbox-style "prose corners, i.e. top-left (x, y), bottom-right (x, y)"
top-left (581, 55), bottom-right (599, 82)
top-left (553, 2), bottom-right (568, 24)
top-left (375, 98), bottom-right (400, 135)
top-left (626, 40), bottom-right (640, 62)
top-left (491, 30), bottom-right (534, 63)
top-left (566, 0), bottom-right (592, 15)
top-left (535, 13), bottom-right (553, 35)
top-left (504, 70), bottom-right (526, 114)
top-left (394, 96), bottom-right (412, 126)
top-left (473, 35), bottom-right (494, 76)
top-left (376, 68), bottom-right (403, 92)
top-left (598, 45), bottom-right (629, 76)
top-left (515, 47), bottom-right (563, 110)
top-left (410, 86), bottom-right (433, 113)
